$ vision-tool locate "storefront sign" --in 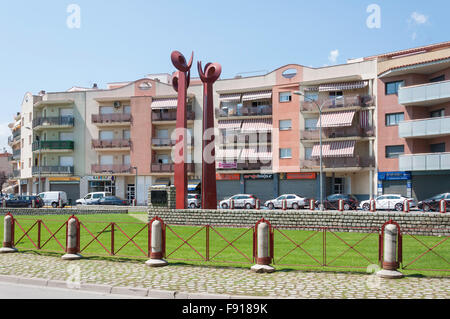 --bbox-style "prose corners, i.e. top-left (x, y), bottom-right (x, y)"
top-left (218, 162), bottom-right (237, 169)
top-left (378, 171), bottom-right (411, 181)
top-left (49, 177), bottom-right (80, 182)
top-left (243, 174), bottom-right (273, 180)
top-left (284, 172), bottom-right (317, 180)
top-left (216, 173), bottom-right (240, 181)
top-left (87, 176), bottom-right (114, 181)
